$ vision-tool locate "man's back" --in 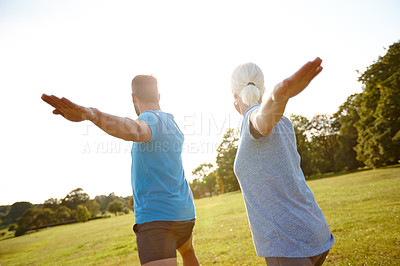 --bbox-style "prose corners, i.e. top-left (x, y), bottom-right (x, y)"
top-left (131, 110), bottom-right (195, 224)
